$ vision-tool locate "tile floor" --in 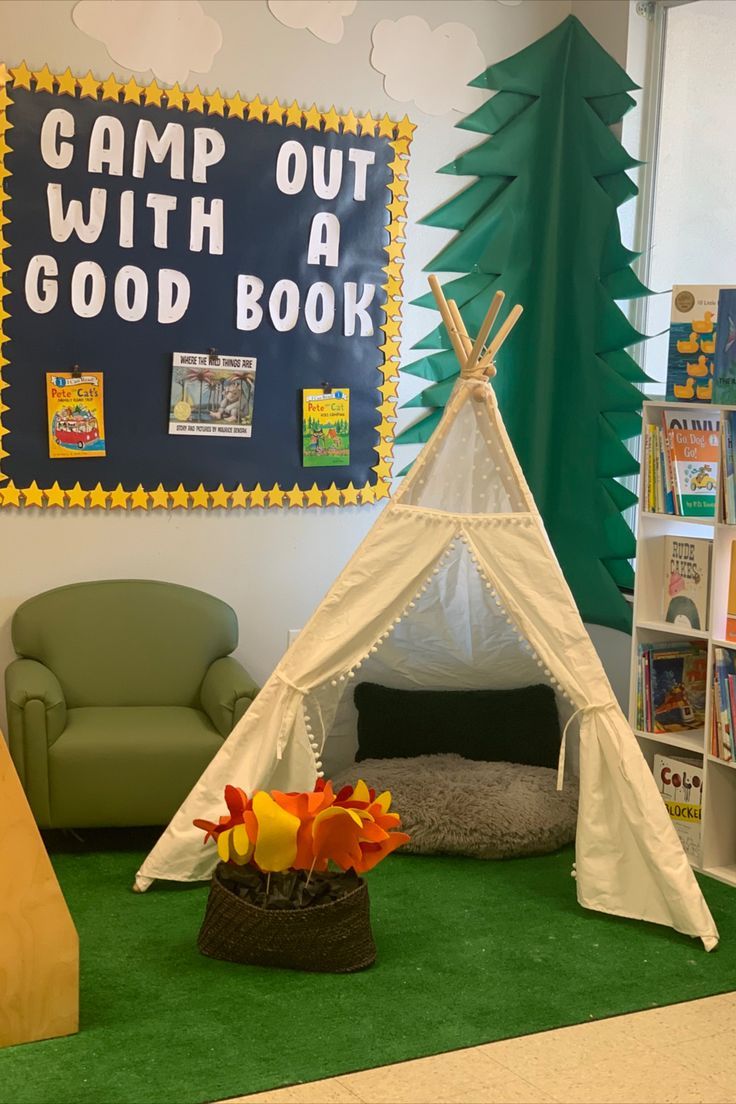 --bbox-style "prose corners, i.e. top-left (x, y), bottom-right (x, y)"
top-left (220, 991), bottom-right (736, 1103)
